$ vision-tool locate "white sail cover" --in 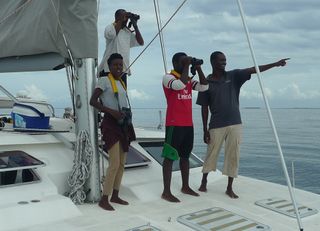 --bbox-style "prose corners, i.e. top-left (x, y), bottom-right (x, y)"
top-left (0, 0), bottom-right (98, 59)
